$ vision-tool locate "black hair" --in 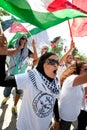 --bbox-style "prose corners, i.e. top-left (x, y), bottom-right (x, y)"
top-left (36, 52), bottom-right (57, 81)
top-left (75, 61), bottom-right (86, 74)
